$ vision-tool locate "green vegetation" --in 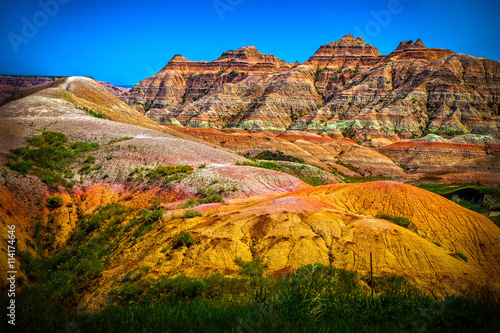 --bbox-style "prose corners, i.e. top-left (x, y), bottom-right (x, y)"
top-left (180, 188), bottom-right (224, 208)
top-left (393, 215), bottom-right (411, 227)
top-left (452, 199), bottom-right (484, 213)
top-left (416, 183), bottom-right (500, 226)
top-left (455, 252), bottom-right (468, 262)
top-left (7, 258), bottom-right (499, 333)
top-left (255, 150), bottom-right (304, 163)
top-left (127, 165), bottom-right (193, 186)
top-left (416, 183), bottom-right (500, 197)
top-left (107, 137), bottom-right (133, 145)
top-left (46, 195), bottom-right (63, 209)
top-left (133, 100), bottom-right (153, 112)
top-left (78, 106), bottom-right (106, 119)
top-left (335, 158), bottom-right (360, 173)
top-left (236, 160), bottom-right (282, 172)
top-left (376, 214), bottom-right (412, 228)
top-left (313, 68), bottom-right (324, 81)
top-left (341, 122), bottom-right (355, 138)
top-left (5, 131), bottom-right (100, 188)
top-left (170, 210), bottom-right (203, 220)
top-left (235, 257), bottom-right (266, 277)
top-left (236, 160), bottom-right (328, 186)
top-left (422, 130), bottom-right (466, 138)
top-left (172, 231), bottom-right (195, 247)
